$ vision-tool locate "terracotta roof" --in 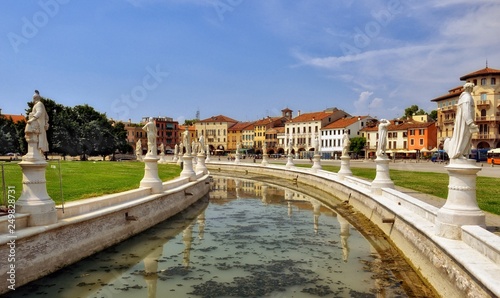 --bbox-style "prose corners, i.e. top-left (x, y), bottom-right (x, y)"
top-left (323, 116), bottom-right (369, 129)
top-left (198, 115), bottom-right (238, 123)
top-left (430, 85), bottom-right (463, 102)
top-left (253, 116), bottom-right (286, 126)
top-left (228, 121), bottom-right (254, 131)
top-left (0, 114), bottom-right (26, 123)
top-left (290, 111), bottom-right (337, 123)
top-left (242, 123), bottom-right (255, 131)
top-left (360, 120), bottom-right (435, 132)
top-left (274, 126), bottom-right (286, 133)
top-left (178, 125), bottom-right (195, 131)
top-left (460, 66), bottom-right (500, 81)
